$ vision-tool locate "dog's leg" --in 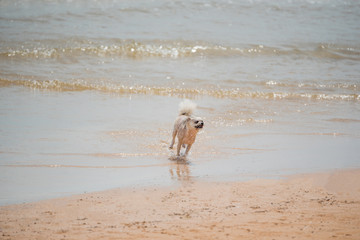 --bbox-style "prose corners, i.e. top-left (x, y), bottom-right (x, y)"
top-left (176, 140), bottom-right (182, 156)
top-left (185, 144), bottom-right (192, 156)
top-left (169, 129), bottom-right (177, 149)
